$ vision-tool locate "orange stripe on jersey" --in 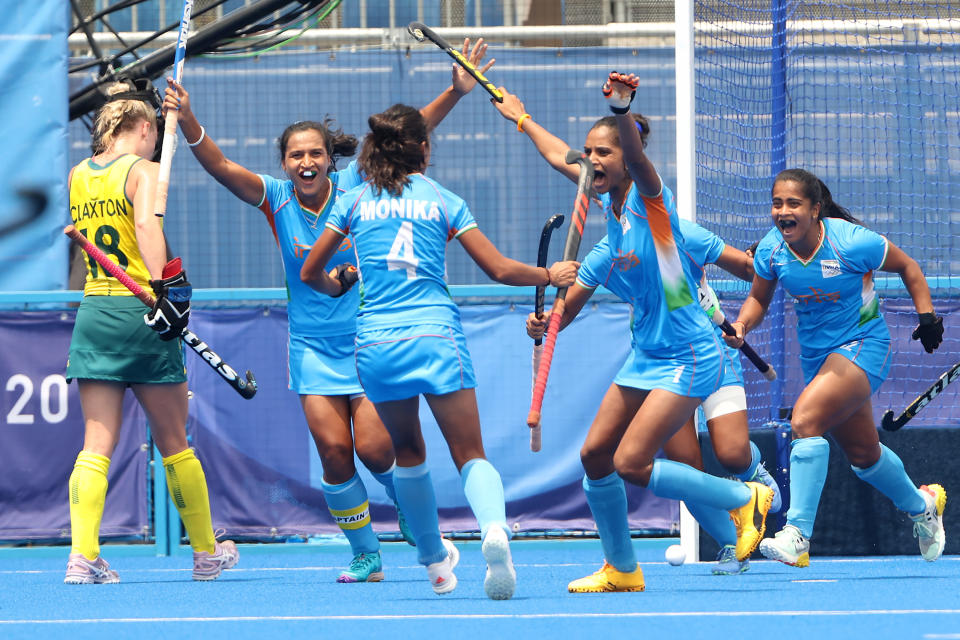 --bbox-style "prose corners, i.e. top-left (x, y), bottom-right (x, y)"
top-left (643, 194), bottom-right (673, 248)
top-left (259, 196), bottom-right (284, 248)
